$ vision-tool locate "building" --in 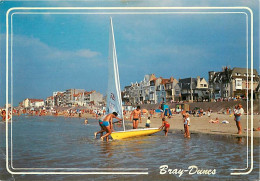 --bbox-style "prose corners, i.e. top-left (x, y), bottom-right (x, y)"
top-left (123, 74), bottom-right (181, 104)
top-left (84, 90), bottom-right (104, 106)
top-left (45, 96), bottom-right (54, 107)
top-left (163, 77), bottom-right (181, 102)
top-left (179, 76), bottom-right (209, 102)
top-left (20, 98), bottom-right (44, 108)
top-left (209, 67), bottom-right (259, 99)
top-left (140, 74), bottom-right (156, 104)
top-left (65, 89), bottom-right (85, 106)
